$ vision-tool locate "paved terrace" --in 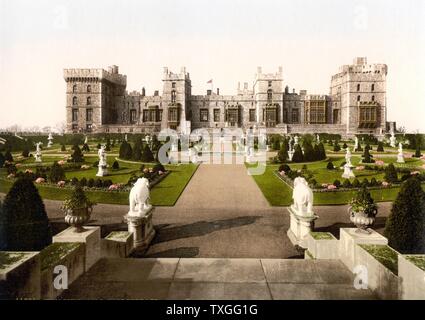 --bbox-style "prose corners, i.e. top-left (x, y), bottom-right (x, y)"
top-left (62, 258), bottom-right (376, 299)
